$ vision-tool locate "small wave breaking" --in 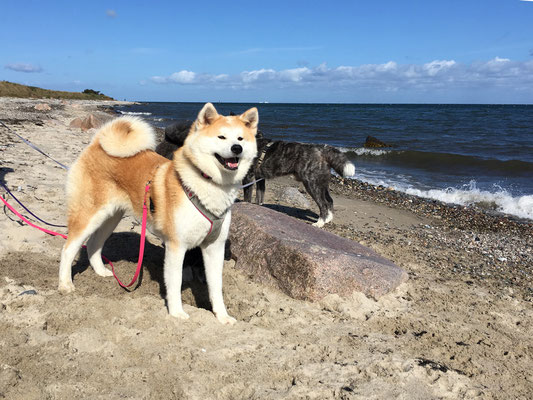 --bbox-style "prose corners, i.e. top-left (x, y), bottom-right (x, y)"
top-left (355, 177), bottom-right (533, 220)
top-left (118, 111), bottom-right (152, 116)
top-left (405, 182), bottom-right (533, 221)
top-left (339, 147), bottom-right (393, 156)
